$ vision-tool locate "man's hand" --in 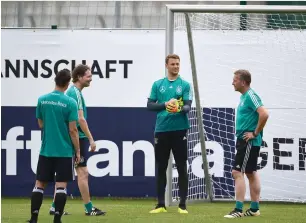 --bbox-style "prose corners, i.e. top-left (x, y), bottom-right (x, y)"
top-left (89, 140), bottom-right (96, 152)
top-left (177, 97), bottom-right (184, 107)
top-left (165, 99), bottom-right (181, 113)
top-left (75, 150), bottom-right (81, 165)
top-left (243, 132), bottom-right (256, 142)
top-left (165, 98), bottom-right (177, 107)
